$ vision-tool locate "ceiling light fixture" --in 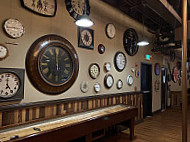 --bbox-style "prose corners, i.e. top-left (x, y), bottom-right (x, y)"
top-left (75, 0), bottom-right (94, 27)
top-left (137, 15), bottom-right (149, 46)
